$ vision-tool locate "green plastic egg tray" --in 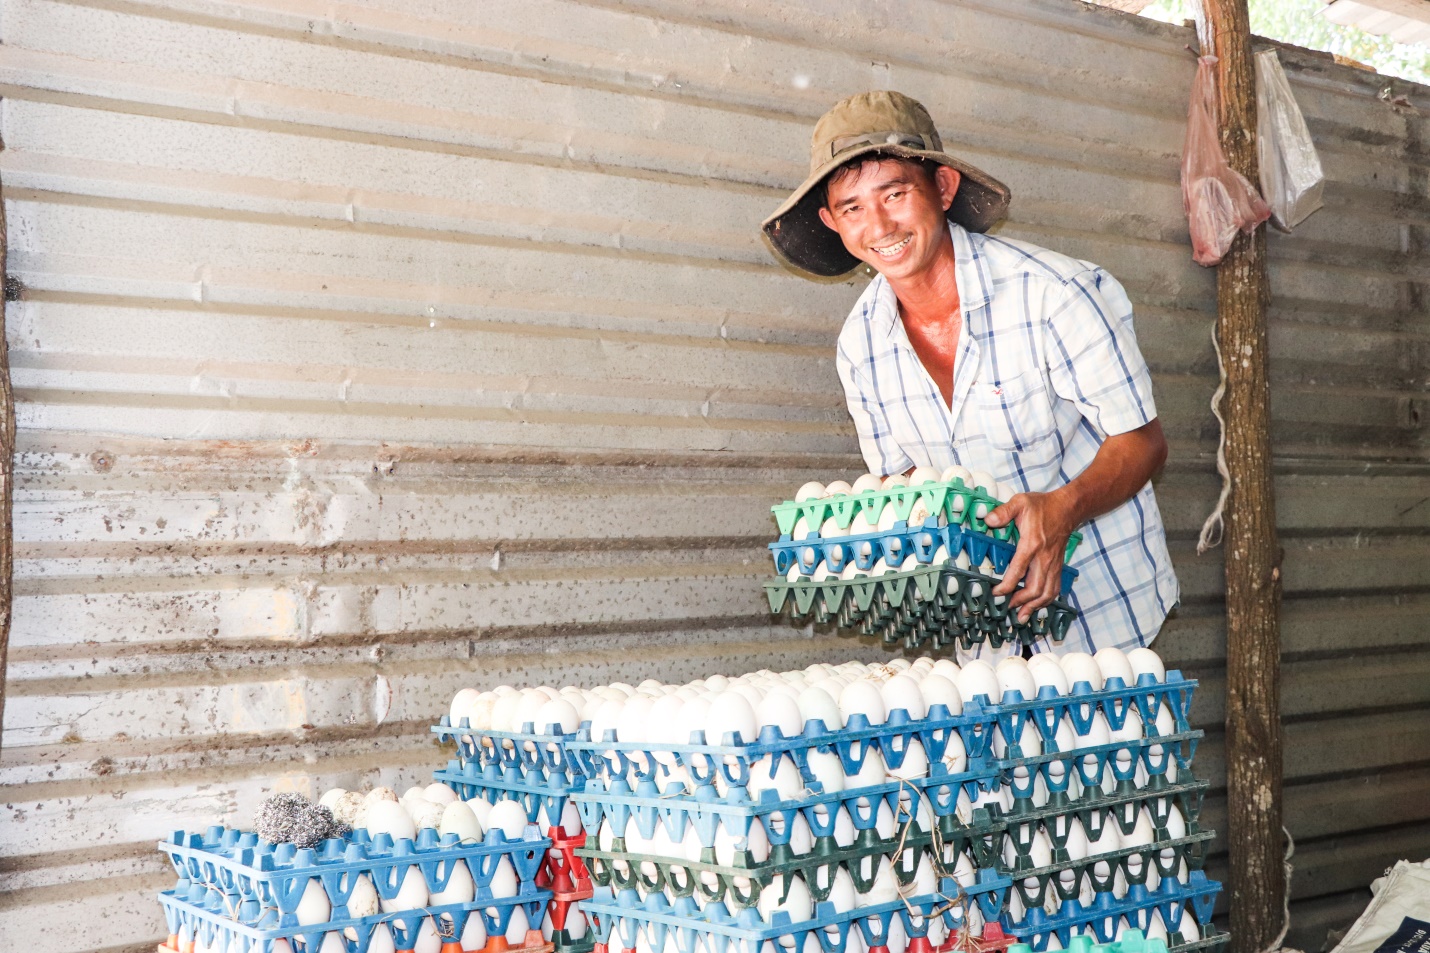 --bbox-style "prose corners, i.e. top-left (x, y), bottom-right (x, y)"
top-left (763, 565), bottom-right (1077, 651)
